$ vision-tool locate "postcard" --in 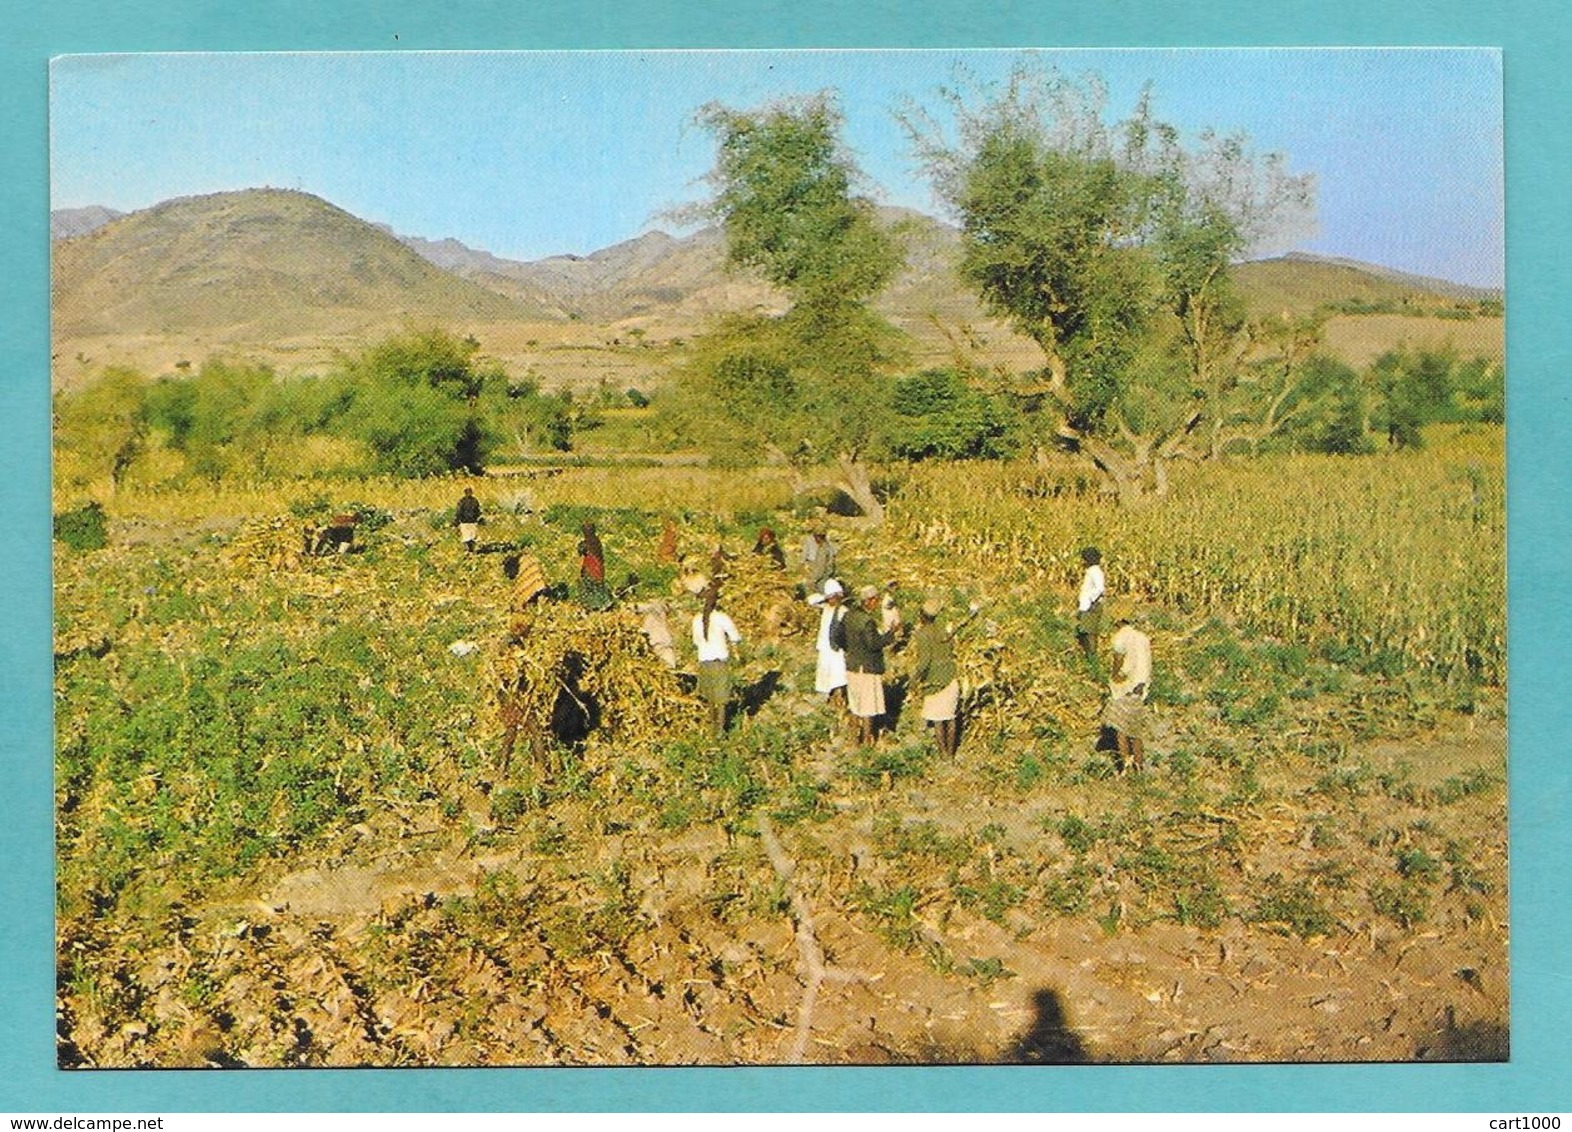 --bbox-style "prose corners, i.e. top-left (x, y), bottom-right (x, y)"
top-left (45, 45), bottom-right (1510, 1085)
